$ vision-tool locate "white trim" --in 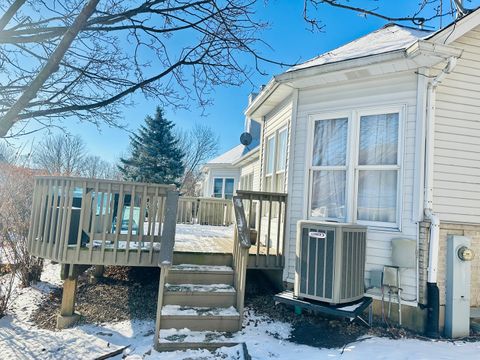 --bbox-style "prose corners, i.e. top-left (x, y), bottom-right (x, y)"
top-left (429, 8), bottom-right (480, 45)
top-left (212, 177), bottom-right (235, 199)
